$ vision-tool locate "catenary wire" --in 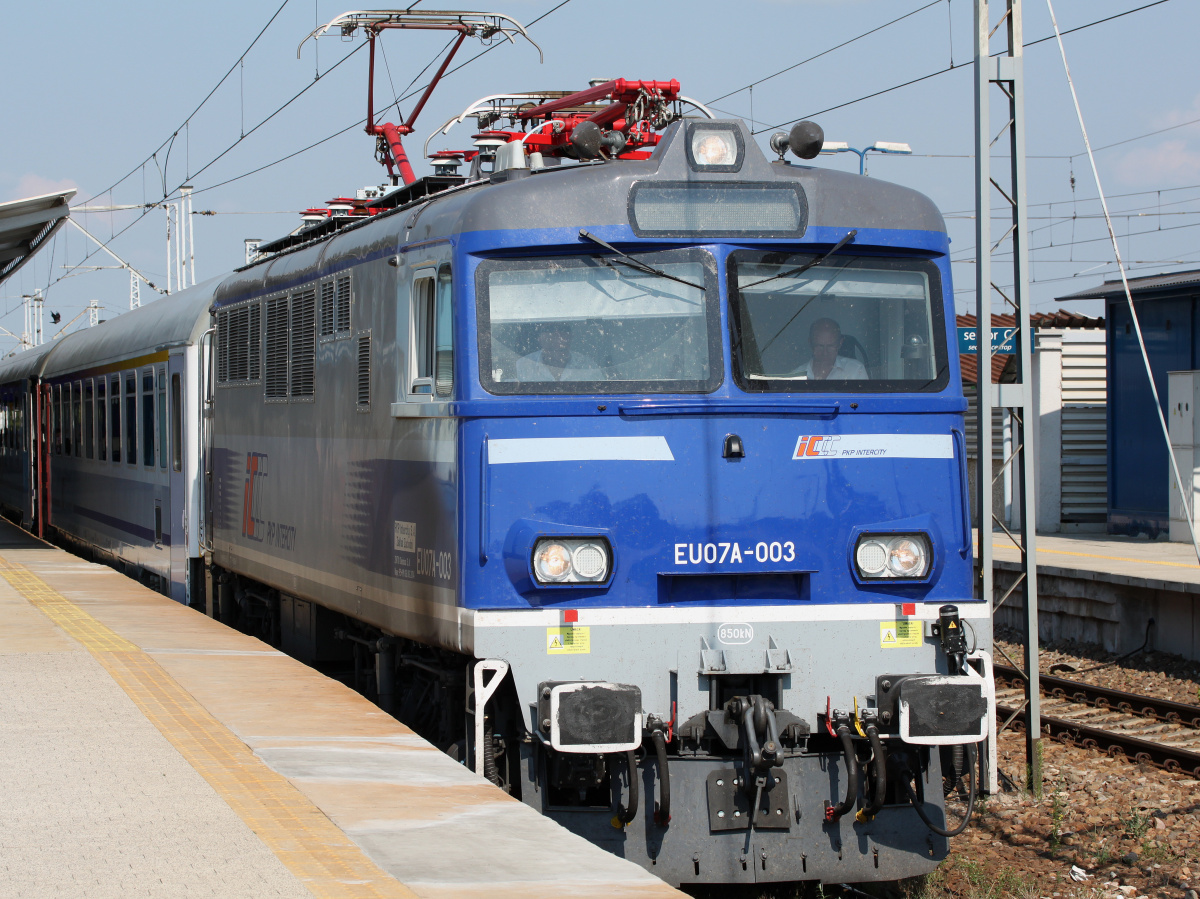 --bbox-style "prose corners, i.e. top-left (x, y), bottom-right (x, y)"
top-left (706, 0), bottom-right (943, 105)
top-left (42, 0), bottom-right (575, 296)
top-left (752, 0), bottom-right (1177, 134)
top-left (81, 0), bottom-right (293, 205)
